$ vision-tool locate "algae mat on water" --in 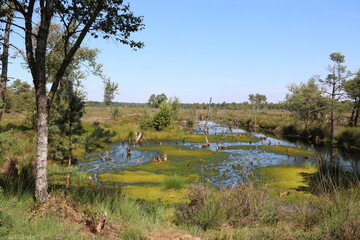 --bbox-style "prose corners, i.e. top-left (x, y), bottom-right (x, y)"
top-left (131, 145), bottom-right (229, 173)
top-left (256, 165), bottom-right (317, 200)
top-left (96, 145), bottom-right (229, 203)
top-left (182, 134), bottom-right (258, 143)
top-left (227, 145), bottom-right (315, 157)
